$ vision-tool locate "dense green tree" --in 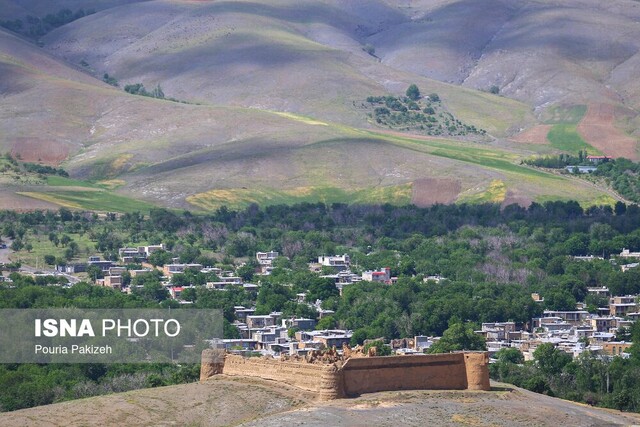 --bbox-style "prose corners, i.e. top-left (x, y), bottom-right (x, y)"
top-left (86, 265), bottom-right (104, 281)
top-left (533, 343), bottom-right (572, 376)
top-left (405, 84), bottom-right (421, 101)
top-left (495, 347), bottom-right (524, 364)
top-left (427, 321), bottom-right (486, 353)
top-left (148, 250), bottom-right (172, 267)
